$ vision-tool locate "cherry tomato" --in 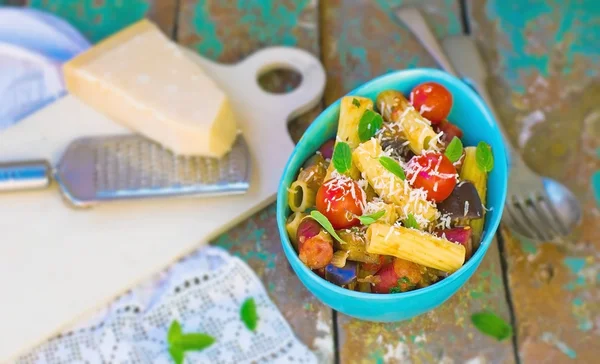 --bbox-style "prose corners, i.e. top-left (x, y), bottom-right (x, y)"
top-left (409, 82), bottom-right (453, 124)
top-left (372, 258), bottom-right (425, 293)
top-left (406, 152), bottom-right (457, 202)
top-left (372, 262), bottom-right (398, 293)
top-left (299, 231), bottom-right (333, 269)
top-left (318, 139), bottom-right (336, 160)
top-left (316, 177), bottom-right (365, 229)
